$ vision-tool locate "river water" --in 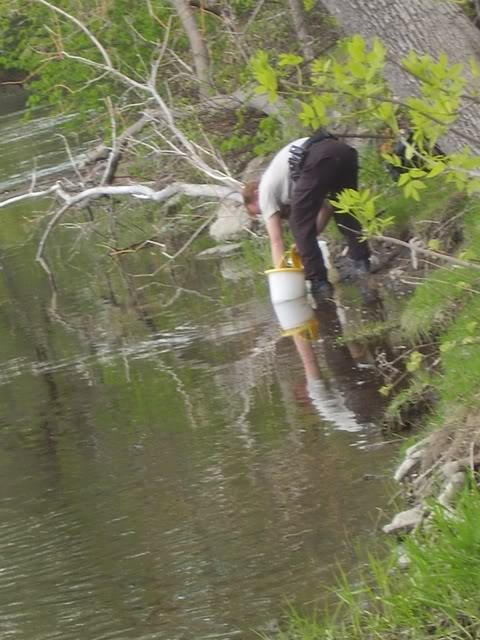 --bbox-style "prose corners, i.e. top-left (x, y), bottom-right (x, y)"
top-left (0, 91), bottom-right (400, 640)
